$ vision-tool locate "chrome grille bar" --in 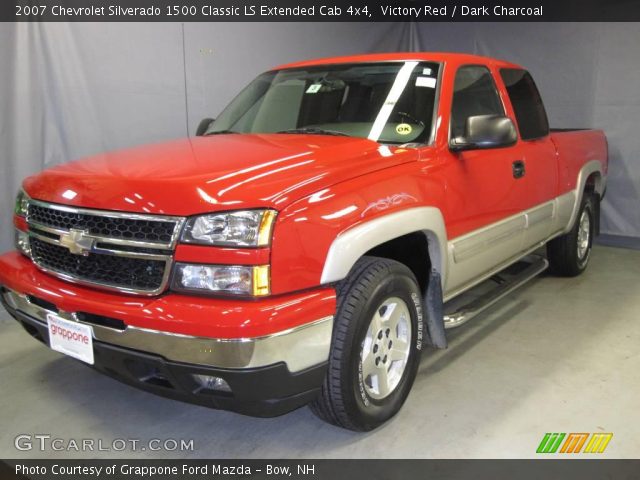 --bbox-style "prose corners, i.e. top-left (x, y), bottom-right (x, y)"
top-left (24, 200), bottom-right (185, 296)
